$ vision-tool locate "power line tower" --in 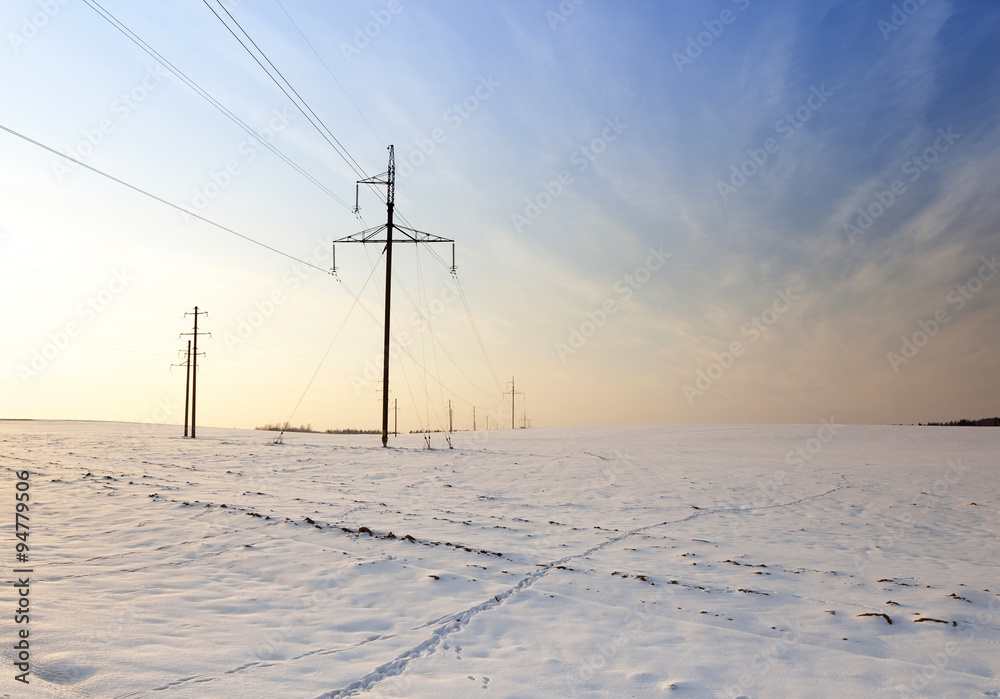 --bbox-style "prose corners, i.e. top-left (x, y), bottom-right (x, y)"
top-left (334, 145), bottom-right (453, 447)
top-left (181, 307), bottom-right (209, 438)
top-left (504, 377), bottom-right (524, 430)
